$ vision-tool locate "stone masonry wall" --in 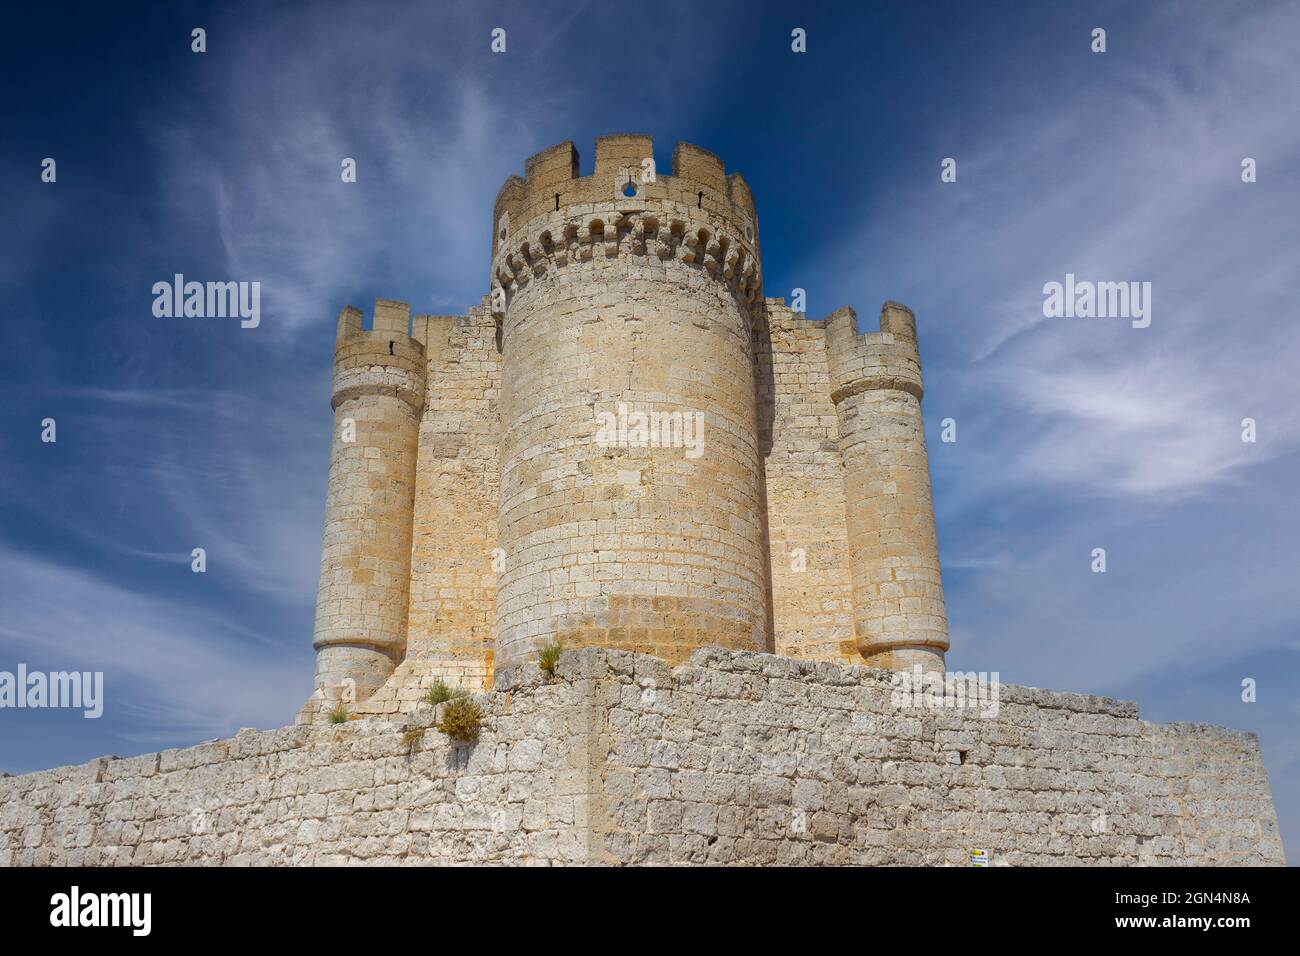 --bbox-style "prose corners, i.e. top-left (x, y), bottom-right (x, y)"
top-left (1, 648), bottom-right (1283, 866)
top-left (754, 301), bottom-right (856, 664)
top-left (404, 303), bottom-right (501, 690)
